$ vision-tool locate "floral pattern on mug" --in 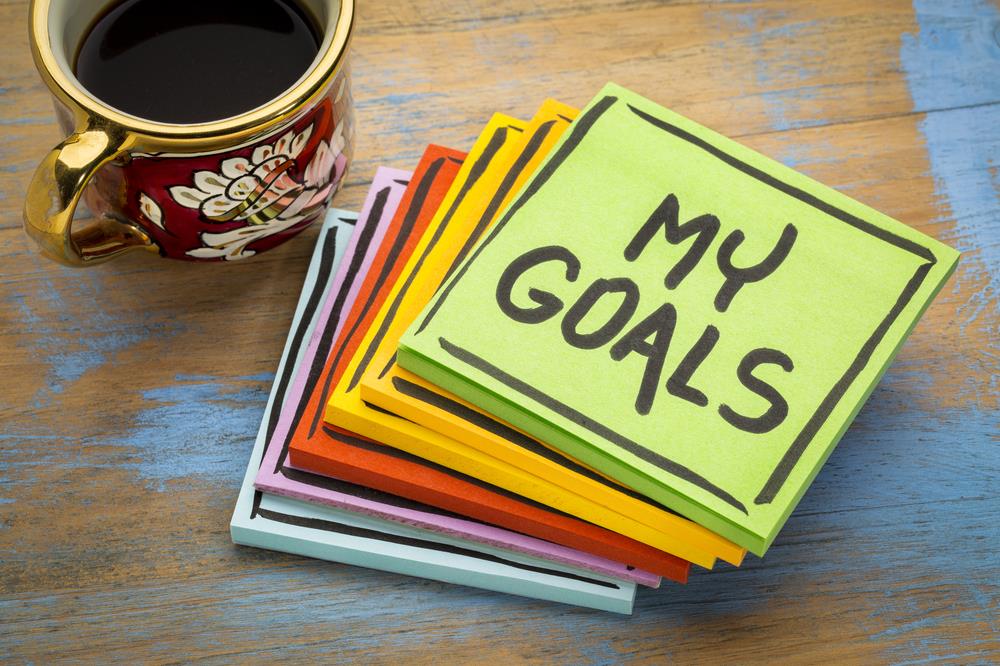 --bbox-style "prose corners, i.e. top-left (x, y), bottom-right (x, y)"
top-left (138, 192), bottom-right (164, 230)
top-left (166, 120), bottom-right (345, 260)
